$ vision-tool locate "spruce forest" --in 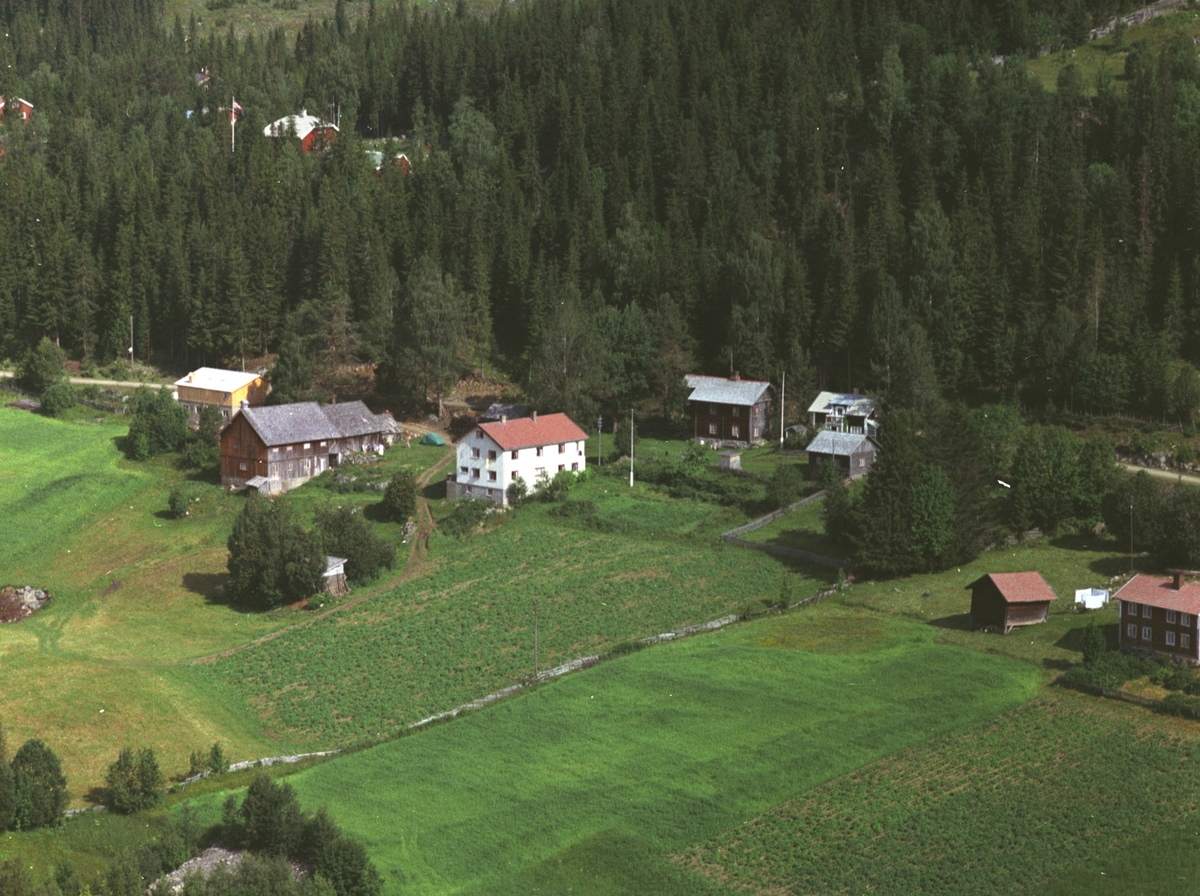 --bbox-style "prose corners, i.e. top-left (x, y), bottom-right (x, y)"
top-left (0, 0), bottom-right (1188, 422)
